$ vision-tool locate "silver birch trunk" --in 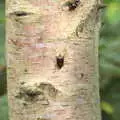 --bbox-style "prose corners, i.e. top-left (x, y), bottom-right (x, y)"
top-left (6, 0), bottom-right (102, 120)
